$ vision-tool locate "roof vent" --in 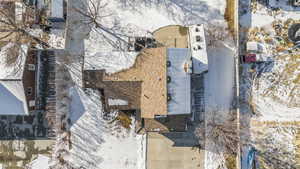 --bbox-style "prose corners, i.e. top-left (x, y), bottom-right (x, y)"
top-left (196, 35), bottom-right (202, 42)
top-left (167, 60), bottom-right (171, 67)
top-left (167, 94), bottom-right (172, 102)
top-left (167, 76), bottom-right (171, 83)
